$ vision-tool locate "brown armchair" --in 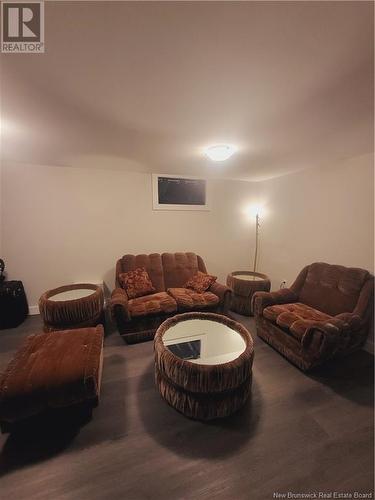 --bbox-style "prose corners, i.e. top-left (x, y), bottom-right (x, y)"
top-left (253, 262), bottom-right (374, 371)
top-left (110, 252), bottom-right (231, 344)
